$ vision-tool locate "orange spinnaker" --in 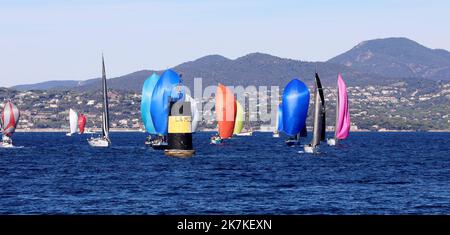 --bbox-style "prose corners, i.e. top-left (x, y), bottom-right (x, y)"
top-left (216, 83), bottom-right (236, 139)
